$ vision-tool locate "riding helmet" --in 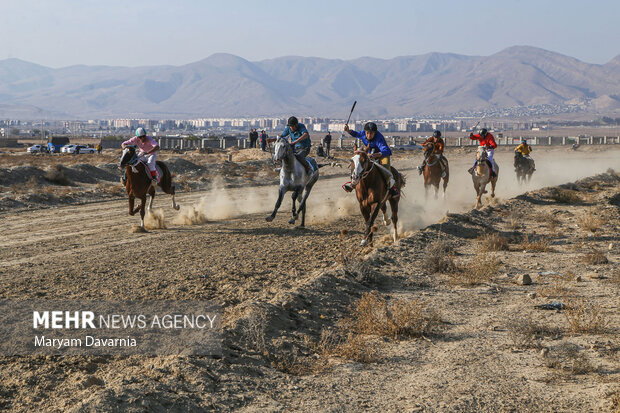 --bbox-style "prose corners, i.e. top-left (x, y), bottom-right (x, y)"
top-left (364, 122), bottom-right (378, 132)
top-left (479, 128), bottom-right (488, 137)
top-left (433, 130), bottom-right (441, 138)
top-left (287, 116), bottom-right (299, 127)
top-left (135, 127), bottom-right (147, 137)
top-left (522, 139), bottom-right (527, 143)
